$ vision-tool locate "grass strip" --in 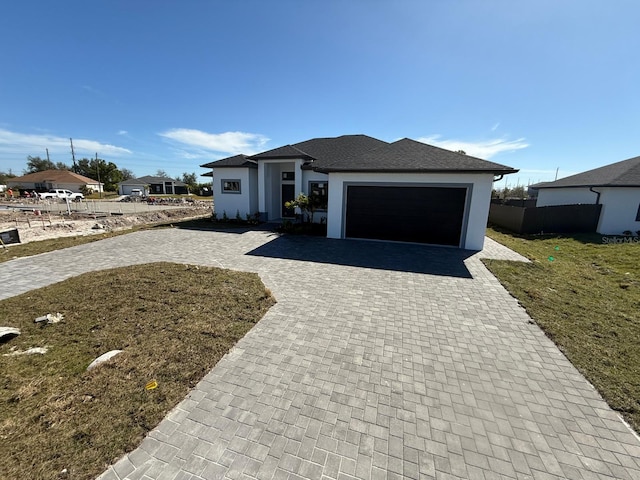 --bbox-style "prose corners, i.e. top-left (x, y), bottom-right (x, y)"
top-left (0, 262), bottom-right (275, 480)
top-left (484, 228), bottom-right (640, 433)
